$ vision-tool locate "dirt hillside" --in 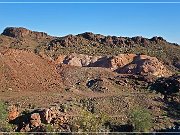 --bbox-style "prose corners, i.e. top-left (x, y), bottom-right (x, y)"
top-left (0, 48), bottom-right (64, 104)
